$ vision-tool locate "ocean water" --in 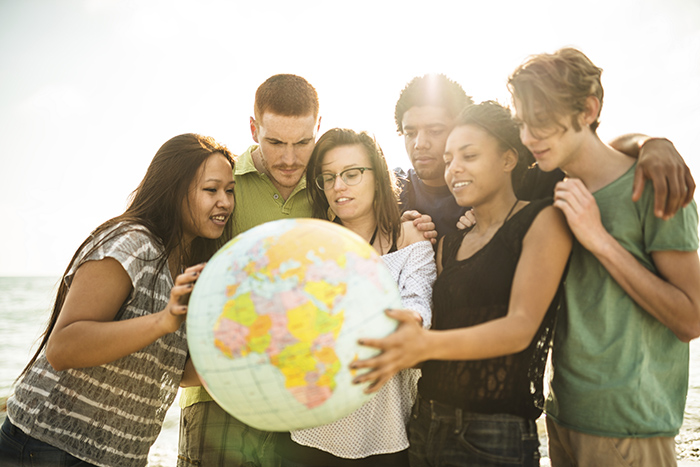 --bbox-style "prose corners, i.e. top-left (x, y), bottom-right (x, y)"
top-left (1, 276), bottom-right (700, 466)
